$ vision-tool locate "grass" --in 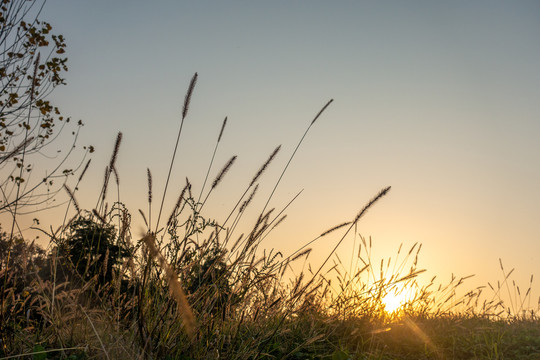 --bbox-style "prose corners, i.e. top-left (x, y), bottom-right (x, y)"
top-left (1, 73), bottom-right (539, 359)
